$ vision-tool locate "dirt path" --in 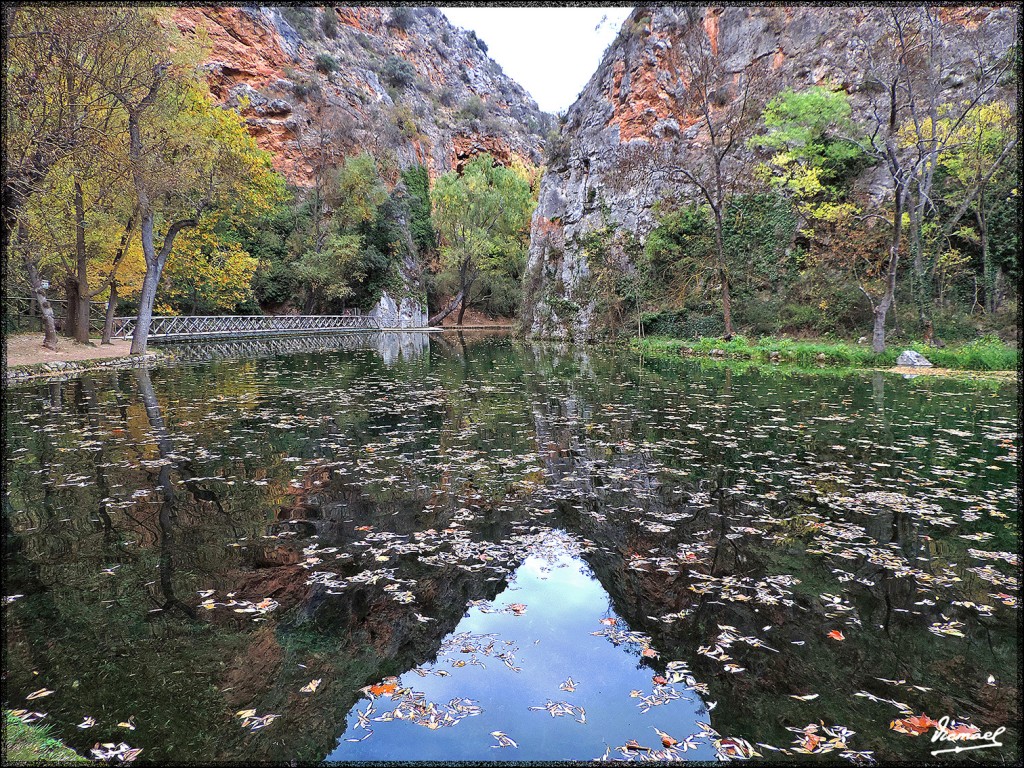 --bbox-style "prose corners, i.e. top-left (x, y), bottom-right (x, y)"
top-left (4, 333), bottom-right (135, 368)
